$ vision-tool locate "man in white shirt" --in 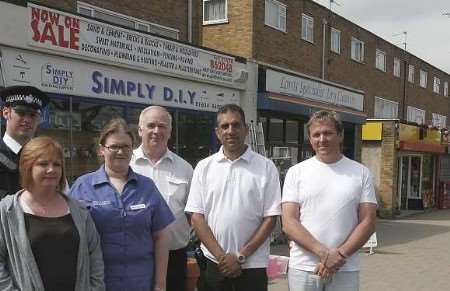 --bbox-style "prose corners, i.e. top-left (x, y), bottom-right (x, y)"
top-left (185, 104), bottom-right (281, 291)
top-left (282, 110), bottom-right (378, 291)
top-left (130, 105), bottom-right (193, 291)
top-left (0, 86), bottom-right (48, 198)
